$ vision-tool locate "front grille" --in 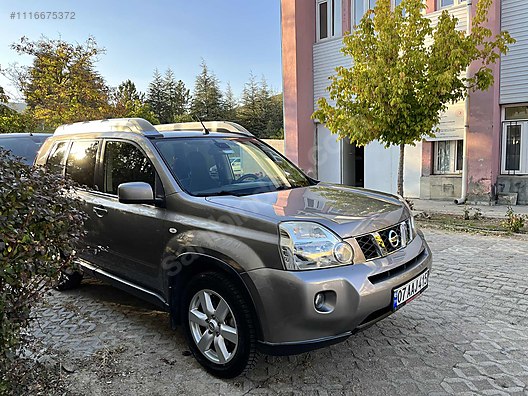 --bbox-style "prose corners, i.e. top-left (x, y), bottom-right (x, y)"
top-left (378, 225), bottom-right (403, 254)
top-left (353, 220), bottom-right (412, 261)
top-left (356, 235), bottom-right (380, 260)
